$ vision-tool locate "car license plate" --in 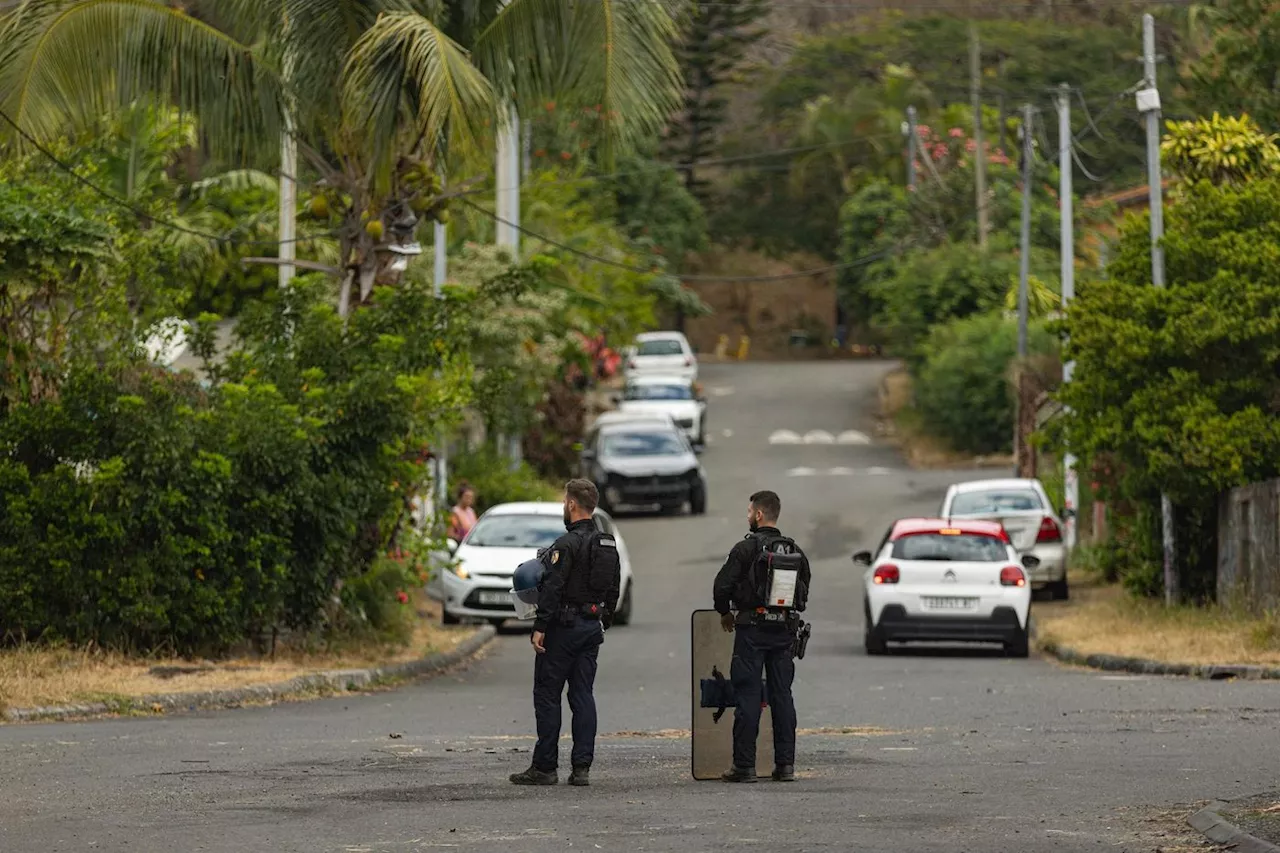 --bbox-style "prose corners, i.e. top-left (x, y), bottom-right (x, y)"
top-left (478, 591), bottom-right (513, 605)
top-left (924, 596), bottom-right (976, 610)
